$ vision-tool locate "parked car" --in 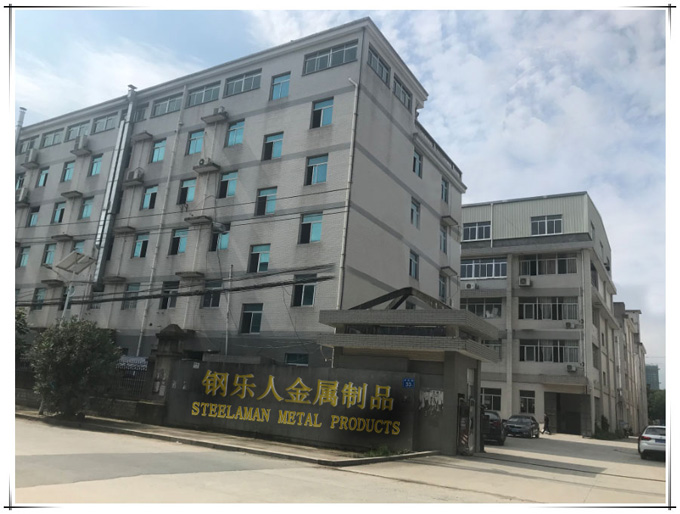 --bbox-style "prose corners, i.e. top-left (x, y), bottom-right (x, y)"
top-left (638, 425), bottom-right (666, 459)
top-left (506, 415), bottom-right (540, 438)
top-left (483, 410), bottom-right (506, 445)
